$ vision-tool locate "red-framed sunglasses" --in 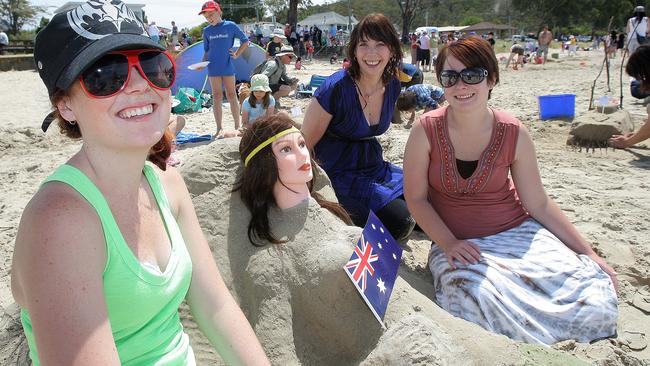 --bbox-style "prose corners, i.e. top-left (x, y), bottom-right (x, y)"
top-left (79, 49), bottom-right (176, 98)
